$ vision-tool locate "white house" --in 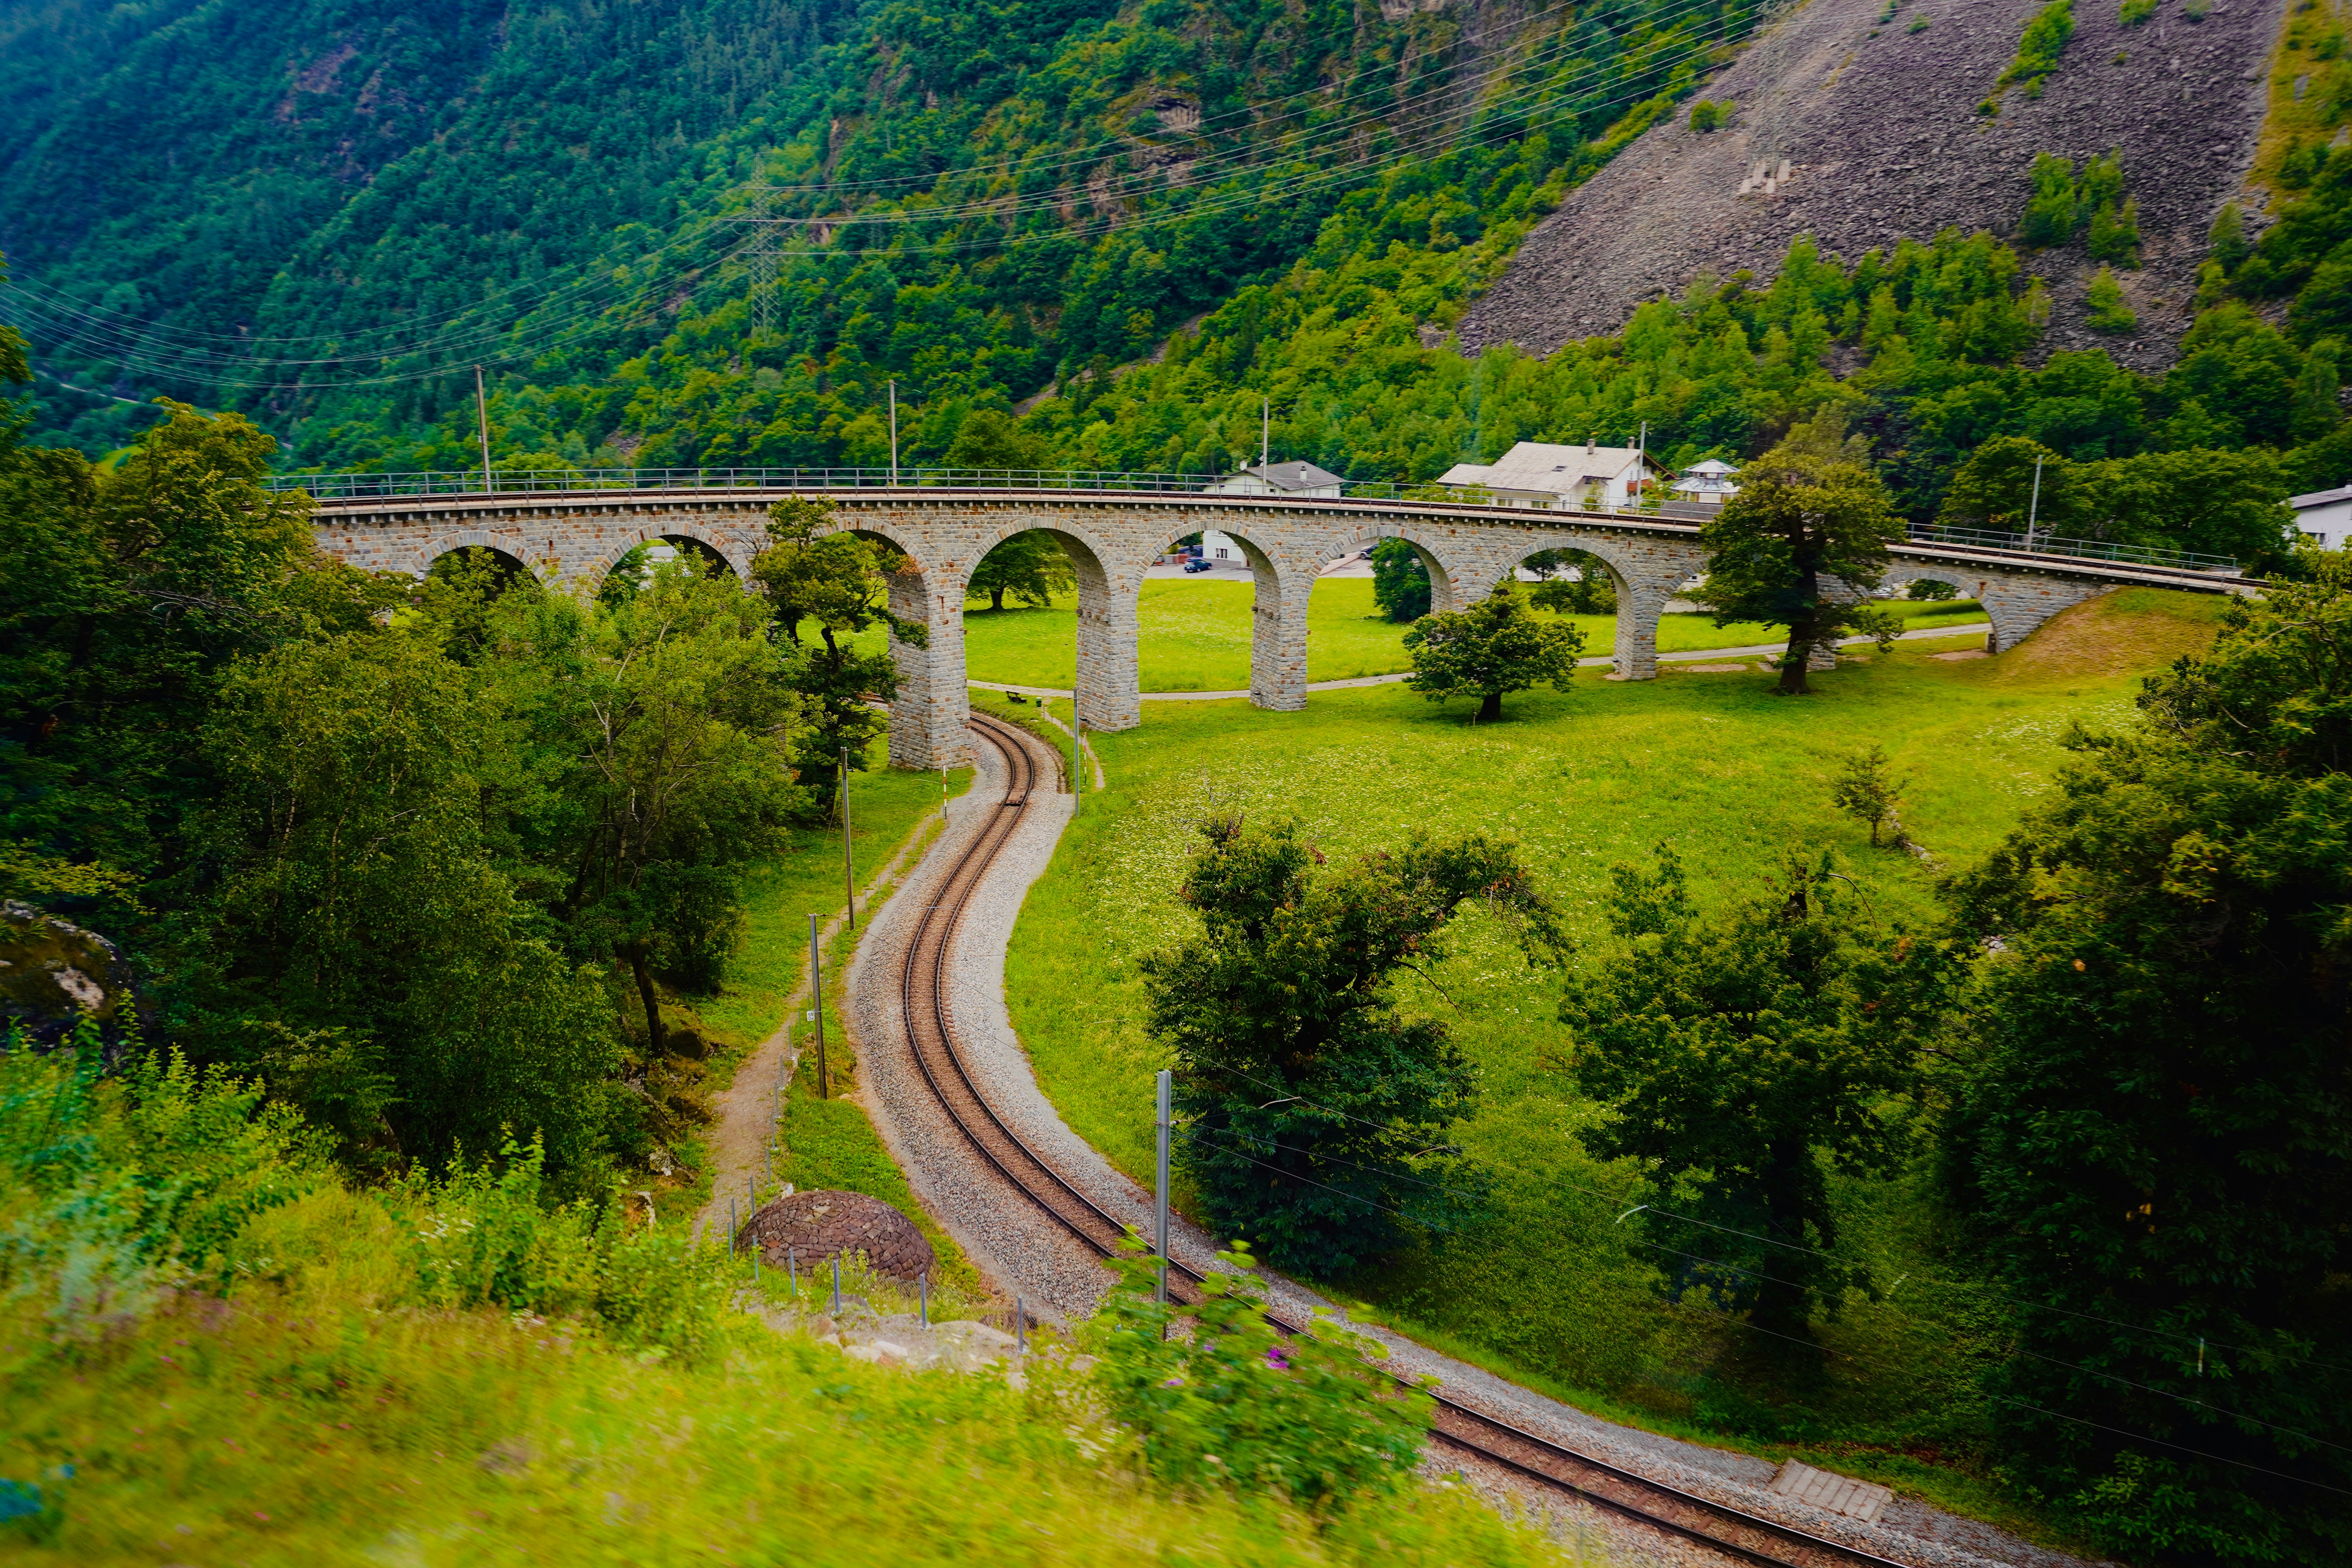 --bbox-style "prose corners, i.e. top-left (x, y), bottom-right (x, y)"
top-left (1671, 458), bottom-right (1742, 504)
top-left (2289, 484), bottom-right (2352, 549)
top-left (1203, 460), bottom-right (1346, 498)
top-left (1435, 441), bottom-right (1671, 511)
